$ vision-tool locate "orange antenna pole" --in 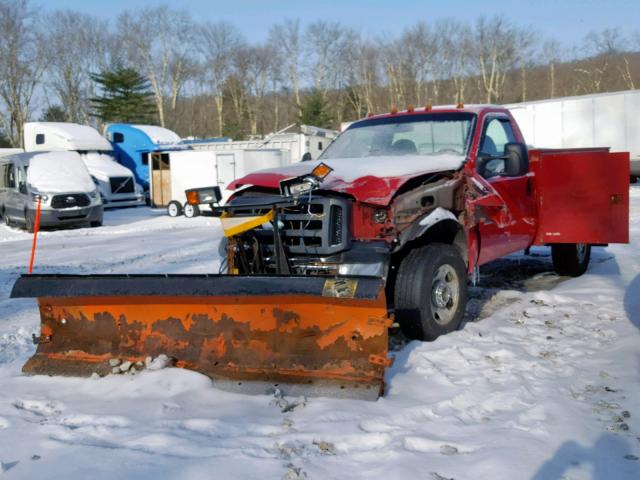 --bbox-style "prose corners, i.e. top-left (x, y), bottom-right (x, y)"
top-left (28, 197), bottom-right (42, 274)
